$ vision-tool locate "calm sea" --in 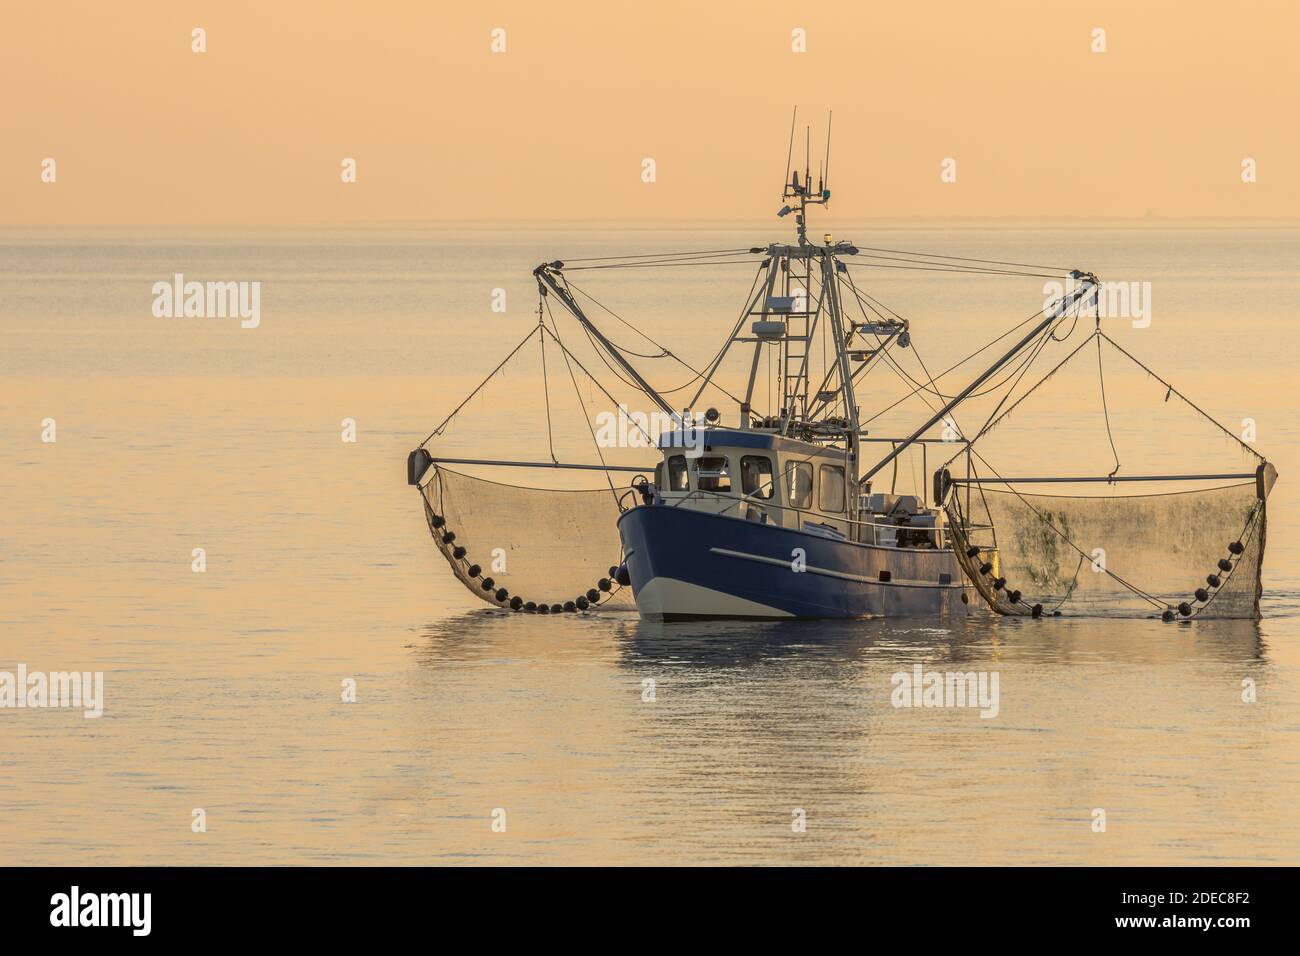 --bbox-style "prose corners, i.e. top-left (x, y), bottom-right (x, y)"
top-left (1, 222), bottom-right (1298, 864)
